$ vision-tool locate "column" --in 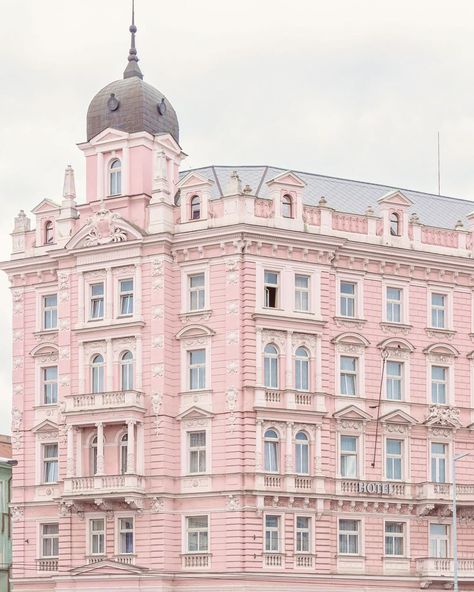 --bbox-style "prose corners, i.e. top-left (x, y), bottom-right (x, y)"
top-left (285, 422), bottom-right (293, 475)
top-left (97, 152), bottom-right (104, 201)
top-left (135, 263), bottom-right (142, 320)
top-left (106, 338), bottom-right (113, 392)
top-left (105, 268), bottom-right (113, 321)
top-left (256, 419), bottom-right (263, 471)
top-left (96, 422), bottom-right (104, 475)
top-left (256, 328), bottom-right (263, 387)
top-left (285, 331), bottom-right (293, 390)
top-left (314, 425), bottom-right (322, 475)
top-left (135, 336), bottom-right (142, 390)
top-left (66, 426), bottom-right (75, 478)
top-left (136, 422), bottom-right (144, 474)
top-left (126, 420), bottom-right (136, 474)
top-left (122, 145), bottom-right (130, 195)
top-left (75, 428), bottom-right (82, 477)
